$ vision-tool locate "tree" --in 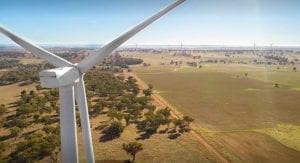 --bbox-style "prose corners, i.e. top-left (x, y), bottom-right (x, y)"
top-left (148, 84), bottom-right (153, 90)
top-left (122, 142), bottom-right (143, 163)
top-left (33, 114), bottom-right (40, 122)
top-left (107, 109), bottom-right (123, 122)
top-left (42, 126), bottom-right (56, 134)
top-left (10, 127), bottom-right (22, 139)
top-left (106, 121), bottom-right (124, 137)
top-left (0, 142), bottom-right (7, 160)
top-left (143, 88), bottom-right (152, 97)
top-left (0, 104), bottom-right (6, 114)
top-left (138, 112), bottom-right (164, 134)
top-left (157, 107), bottom-right (171, 118)
top-left (172, 119), bottom-right (184, 131)
top-left (93, 100), bottom-right (104, 115)
top-left (157, 107), bottom-right (171, 128)
top-left (124, 114), bottom-right (131, 126)
top-left (183, 115), bottom-right (194, 128)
